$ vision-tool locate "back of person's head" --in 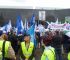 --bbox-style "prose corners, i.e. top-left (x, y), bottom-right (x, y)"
top-left (43, 34), bottom-right (53, 46)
